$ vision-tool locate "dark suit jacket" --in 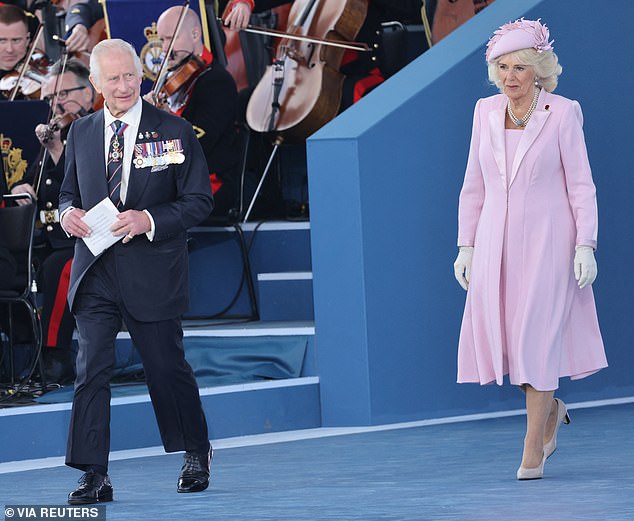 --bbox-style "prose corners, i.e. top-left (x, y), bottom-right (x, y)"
top-left (59, 100), bottom-right (213, 321)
